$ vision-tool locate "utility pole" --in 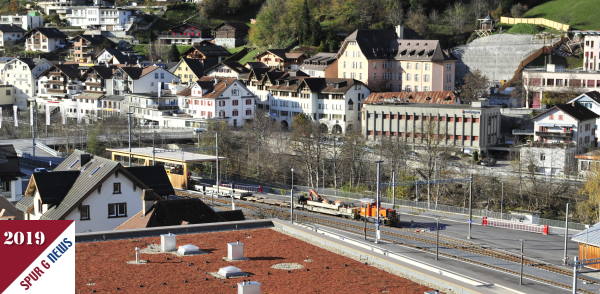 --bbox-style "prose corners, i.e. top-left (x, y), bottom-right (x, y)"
top-left (500, 181), bottom-right (504, 219)
top-left (290, 168), bottom-right (294, 224)
top-left (436, 218), bottom-right (440, 261)
top-left (564, 202), bottom-right (569, 265)
top-left (375, 160), bottom-right (383, 244)
top-left (392, 170), bottom-right (396, 209)
top-left (127, 112), bottom-right (132, 166)
top-left (520, 239), bottom-right (524, 285)
top-left (215, 132), bottom-right (219, 204)
top-left (468, 174), bottom-right (473, 240)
